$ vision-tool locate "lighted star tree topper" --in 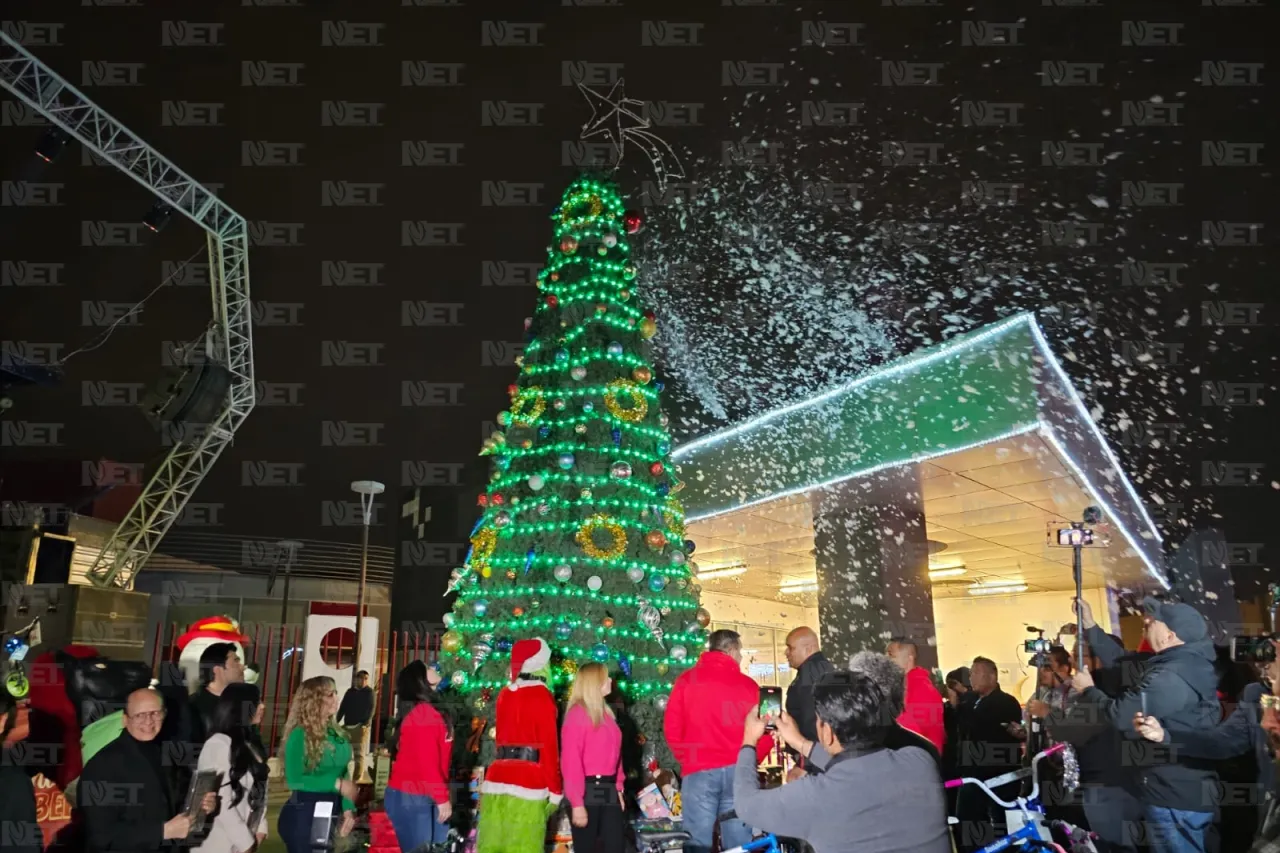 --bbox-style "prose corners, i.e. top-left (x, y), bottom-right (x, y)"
top-left (438, 176), bottom-right (708, 770)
